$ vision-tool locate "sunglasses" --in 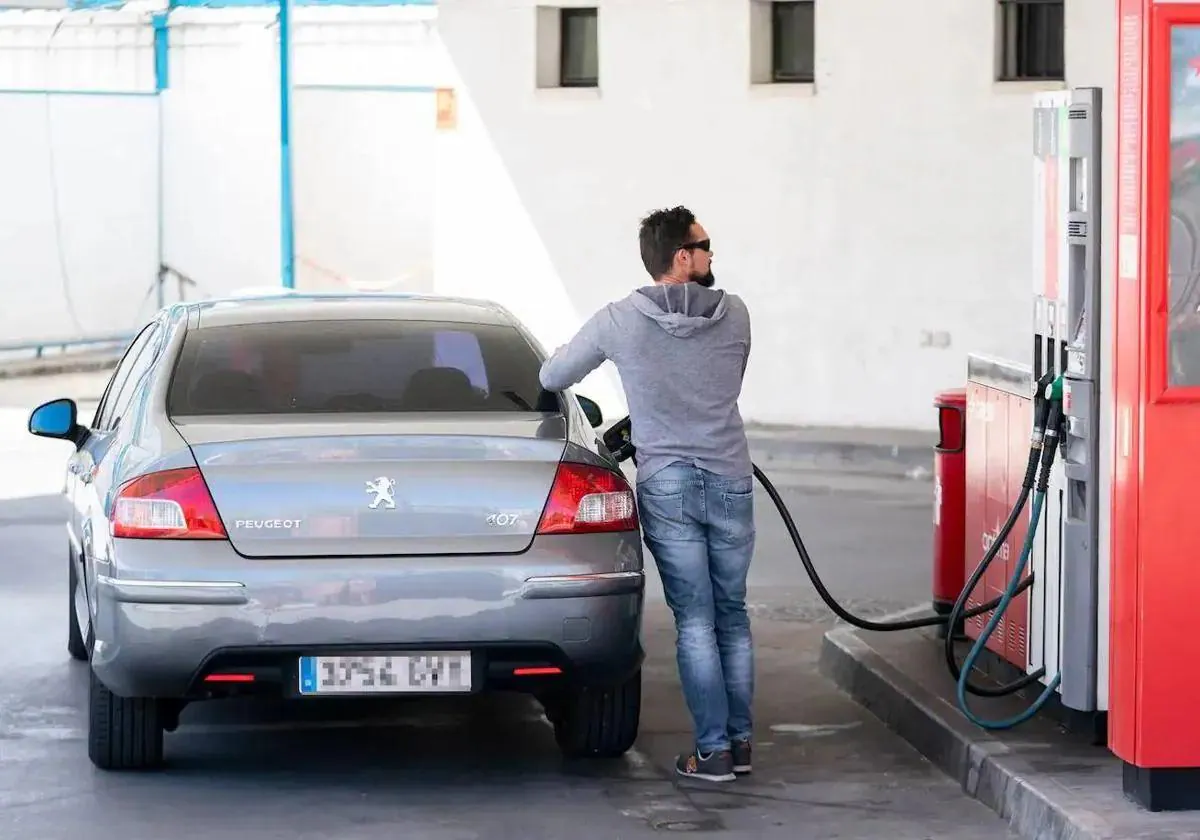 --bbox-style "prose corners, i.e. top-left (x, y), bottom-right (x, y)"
top-left (679, 239), bottom-right (711, 252)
